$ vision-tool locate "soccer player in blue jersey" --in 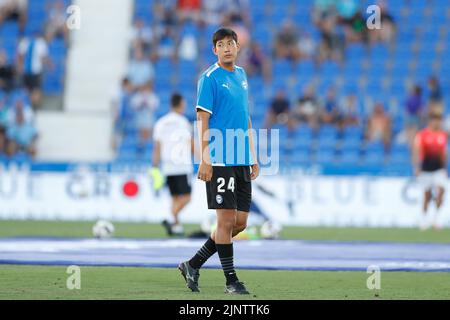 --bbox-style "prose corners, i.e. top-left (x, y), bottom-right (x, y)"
top-left (178, 28), bottom-right (259, 295)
